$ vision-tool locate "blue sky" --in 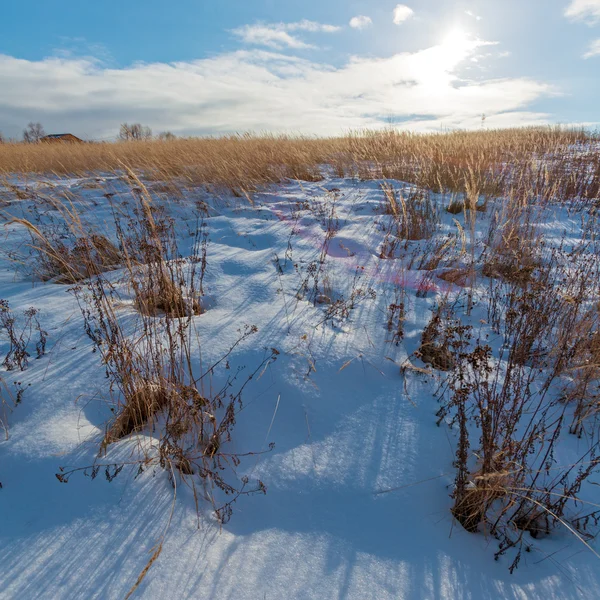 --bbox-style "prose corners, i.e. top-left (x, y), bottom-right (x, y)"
top-left (1, 0), bottom-right (599, 139)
